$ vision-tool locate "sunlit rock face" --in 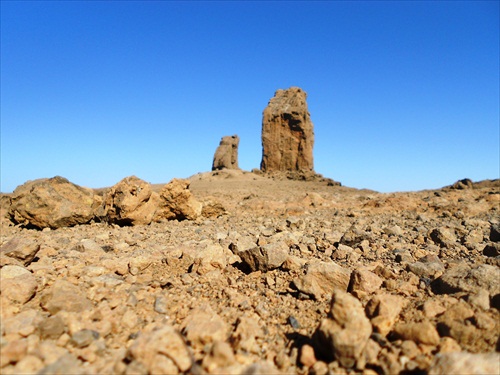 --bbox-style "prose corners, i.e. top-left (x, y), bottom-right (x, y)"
top-left (212, 135), bottom-right (240, 171)
top-left (260, 87), bottom-right (314, 173)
